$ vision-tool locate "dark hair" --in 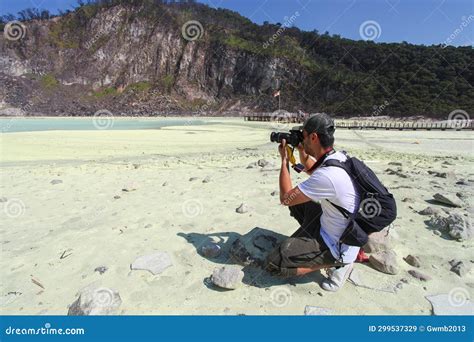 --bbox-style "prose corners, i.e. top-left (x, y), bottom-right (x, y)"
top-left (318, 133), bottom-right (334, 148)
